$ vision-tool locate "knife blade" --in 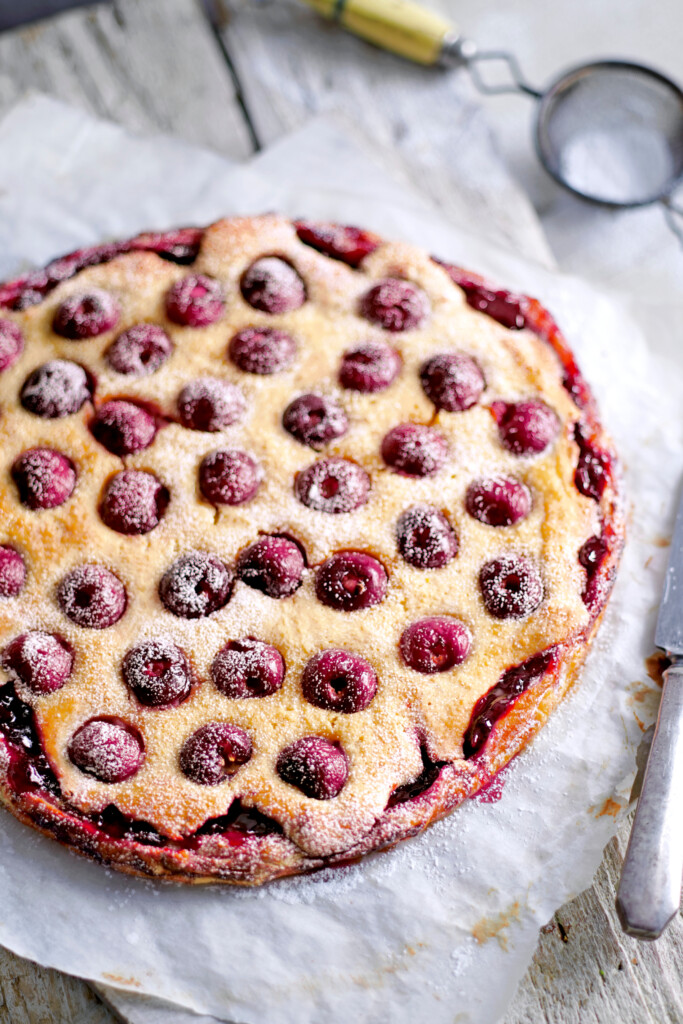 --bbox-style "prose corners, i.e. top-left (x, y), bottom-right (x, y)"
top-left (617, 485), bottom-right (683, 939)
